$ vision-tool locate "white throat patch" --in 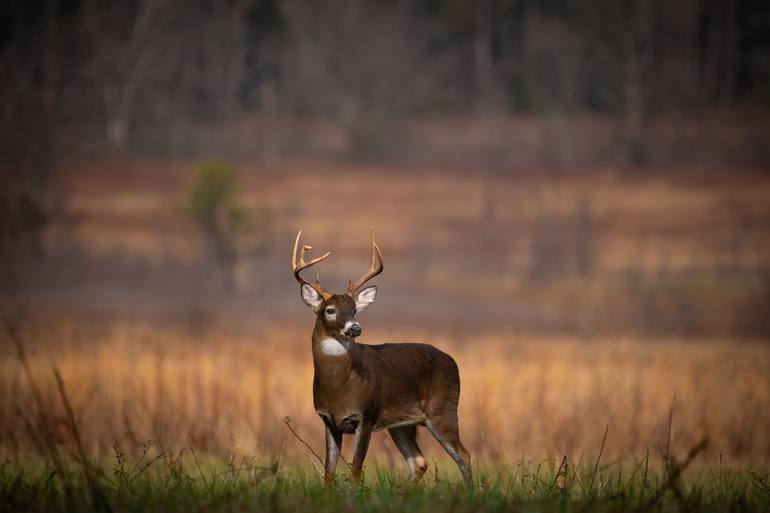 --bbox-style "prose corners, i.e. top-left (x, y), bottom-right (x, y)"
top-left (319, 337), bottom-right (348, 356)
